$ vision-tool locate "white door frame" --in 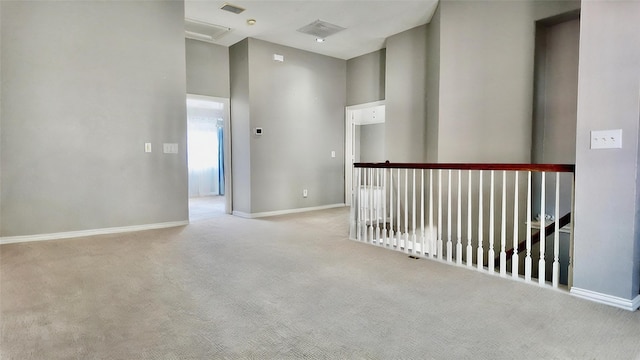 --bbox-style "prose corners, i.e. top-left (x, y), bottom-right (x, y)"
top-left (345, 100), bottom-right (385, 206)
top-left (186, 94), bottom-right (232, 214)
